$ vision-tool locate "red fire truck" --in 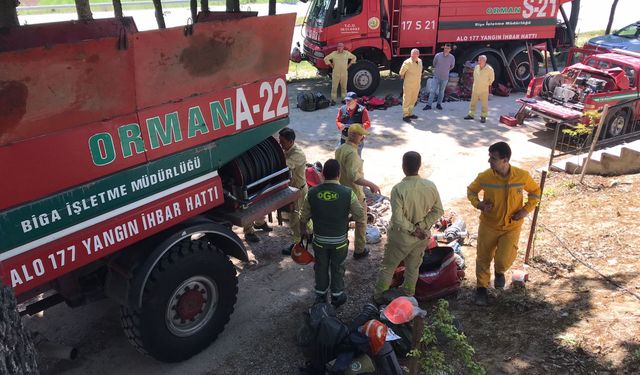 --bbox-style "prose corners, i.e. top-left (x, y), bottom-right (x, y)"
top-left (0, 11), bottom-right (296, 362)
top-left (298, 0), bottom-right (574, 95)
